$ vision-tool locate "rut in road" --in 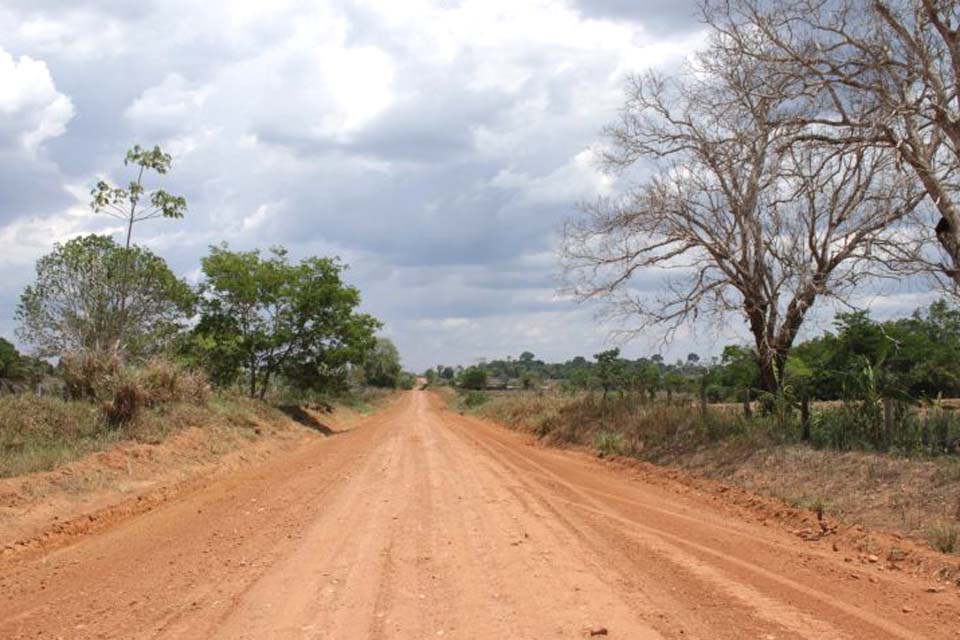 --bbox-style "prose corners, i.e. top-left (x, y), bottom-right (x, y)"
top-left (1, 390), bottom-right (958, 639)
